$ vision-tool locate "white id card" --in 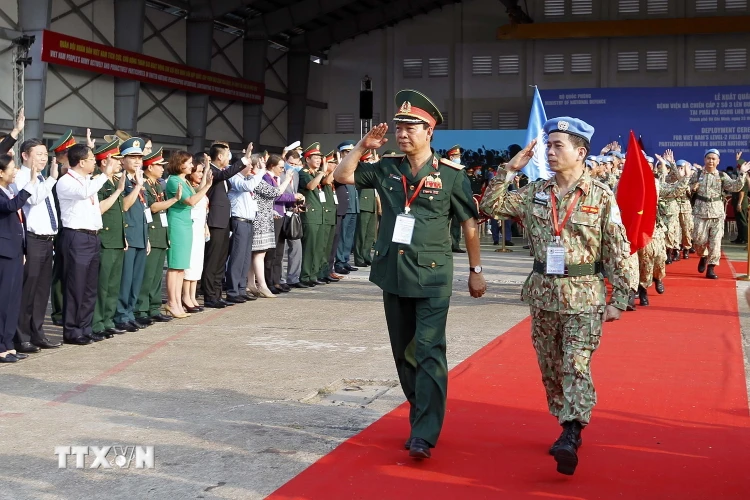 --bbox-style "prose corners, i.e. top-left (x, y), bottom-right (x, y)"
top-left (333, 193), bottom-right (339, 205)
top-left (546, 242), bottom-right (565, 275)
top-left (159, 212), bottom-right (168, 227)
top-left (144, 208), bottom-right (153, 224)
top-left (318, 190), bottom-right (327, 203)
top-left (392, 213), bottom-right (415, 245)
